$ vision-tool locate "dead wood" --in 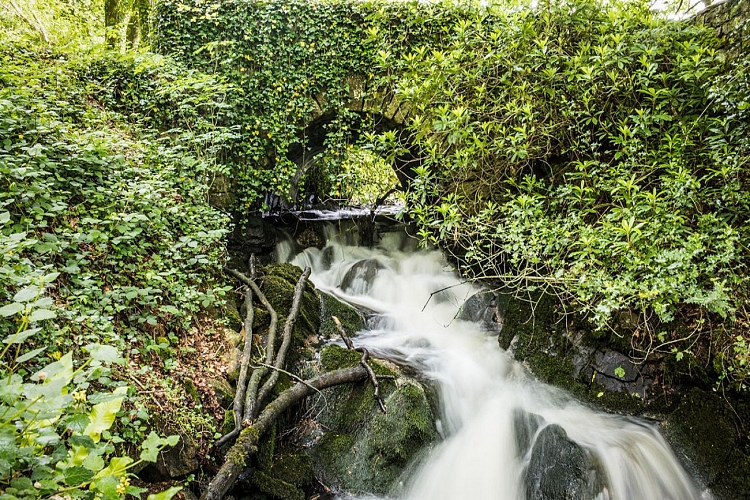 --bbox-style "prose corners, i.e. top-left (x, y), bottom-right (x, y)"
top-left (254, 267), bottom-right (311, 417)
top-left (201, 365), bottom-right (368, 500)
